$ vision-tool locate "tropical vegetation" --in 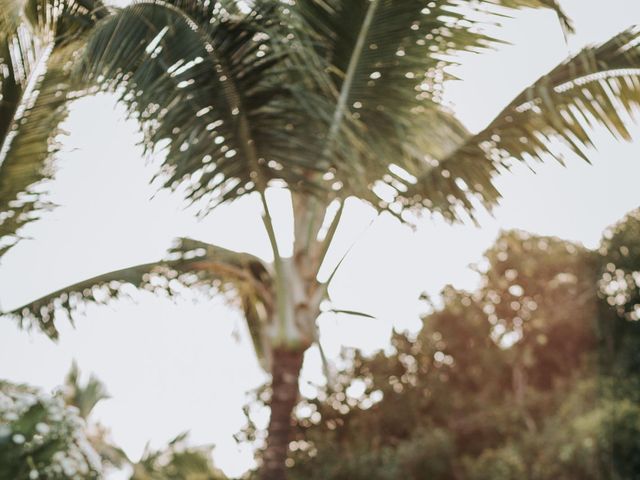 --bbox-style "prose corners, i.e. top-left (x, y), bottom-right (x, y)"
top-left (0, 380), bottom-right (103, 479)
top-left (2, 0), bottom-right (640, 478)
top-left (1, 365), bottom-right (229, 479)
top-left (270, 209), bottom-right (640, 480)
top-left (5, 208), bottom-right (640, 479)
